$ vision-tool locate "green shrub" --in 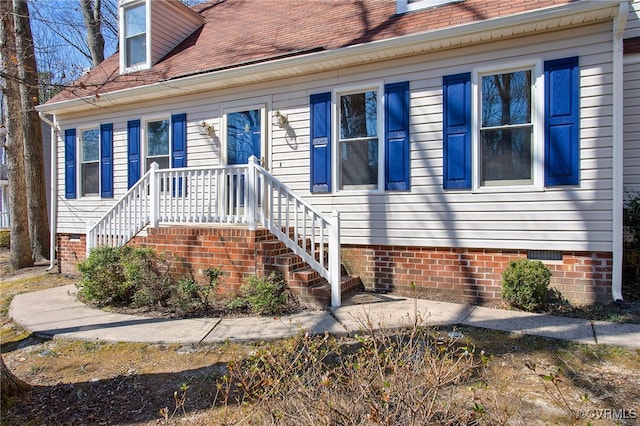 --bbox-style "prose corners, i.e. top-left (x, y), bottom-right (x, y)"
top-left (501, 258), bottom-right (552, 311)
top-left (124, 248), bottom-right (173, 307)
top-left (171, 267), bottom-right (223, 312)
top-left (624, 191), bottom-right (640, 298)
top-left (624, 190), bottom-right (640, 248)
top-left (172, 277), bottom-right (200, 311)
top-left (77, 246), bottom-right (130, 305)
top-left (228, 272), bottom-right (287, 315)
top-left (77, 246), bottom-right (172, 307)
top-left (201, 266), bottom-right (222, 309)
